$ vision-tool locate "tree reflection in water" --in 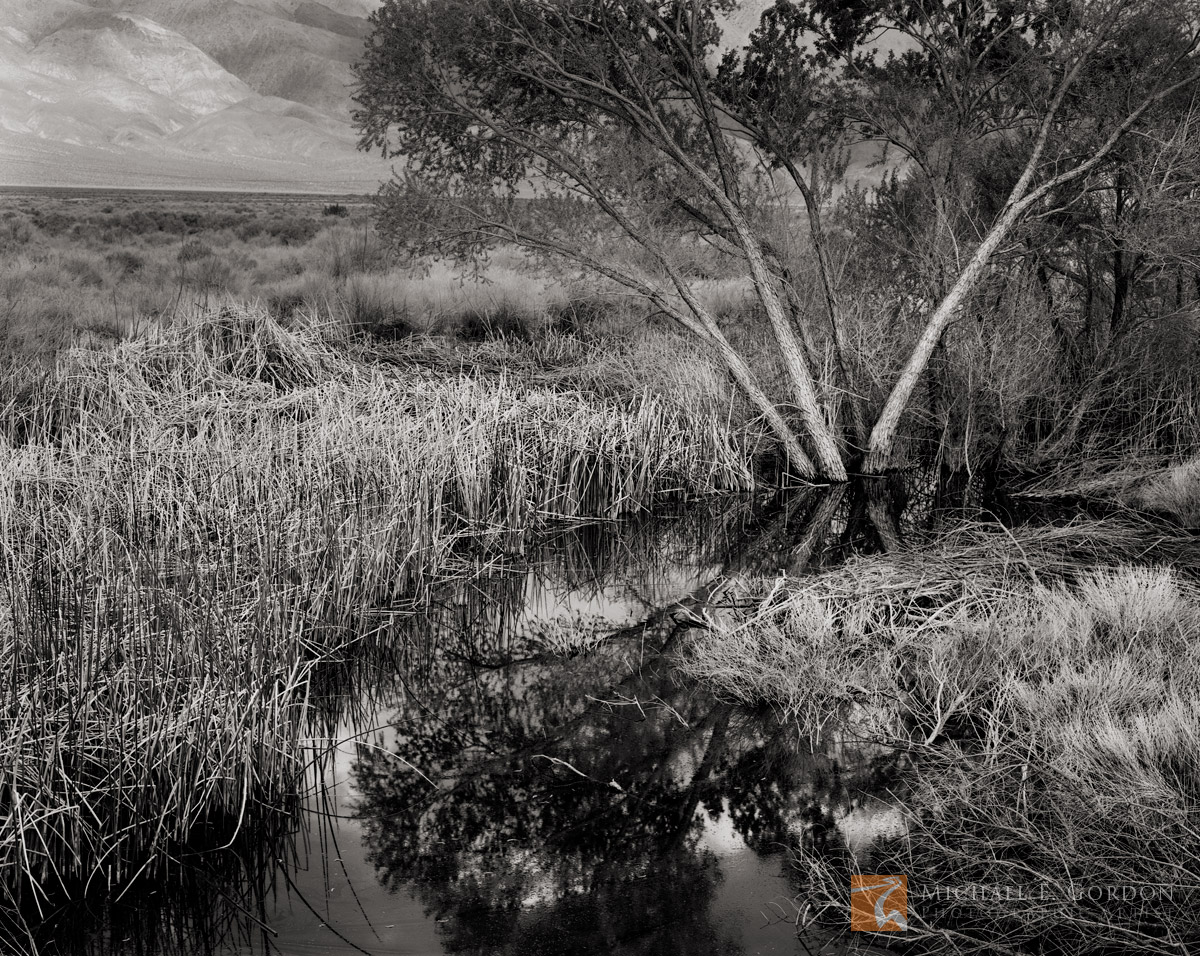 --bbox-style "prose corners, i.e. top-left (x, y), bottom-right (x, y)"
top-left (11, 488), bottom-right (904, 955)
top-left (355, 643), bottom-right (758, 954)
top-left (351, 488), bottom-right (890, 956)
